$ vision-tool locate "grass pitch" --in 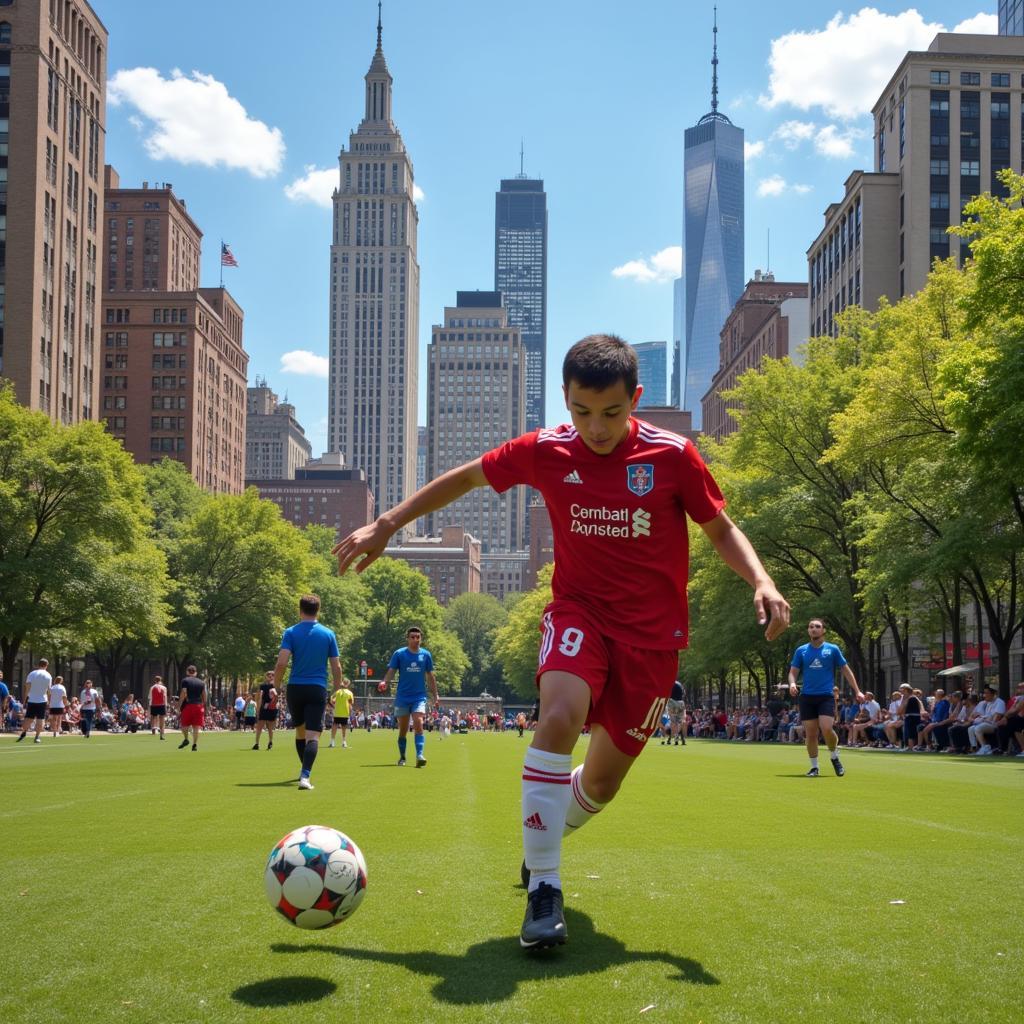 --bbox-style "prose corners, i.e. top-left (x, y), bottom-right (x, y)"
top-left (2, 728), bottom-right (1021, 1024)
